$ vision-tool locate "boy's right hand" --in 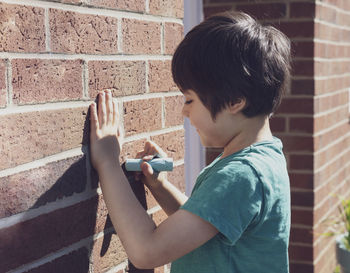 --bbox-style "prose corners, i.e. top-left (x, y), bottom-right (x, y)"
top-left (135, 141), bottom-right (167, 190)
